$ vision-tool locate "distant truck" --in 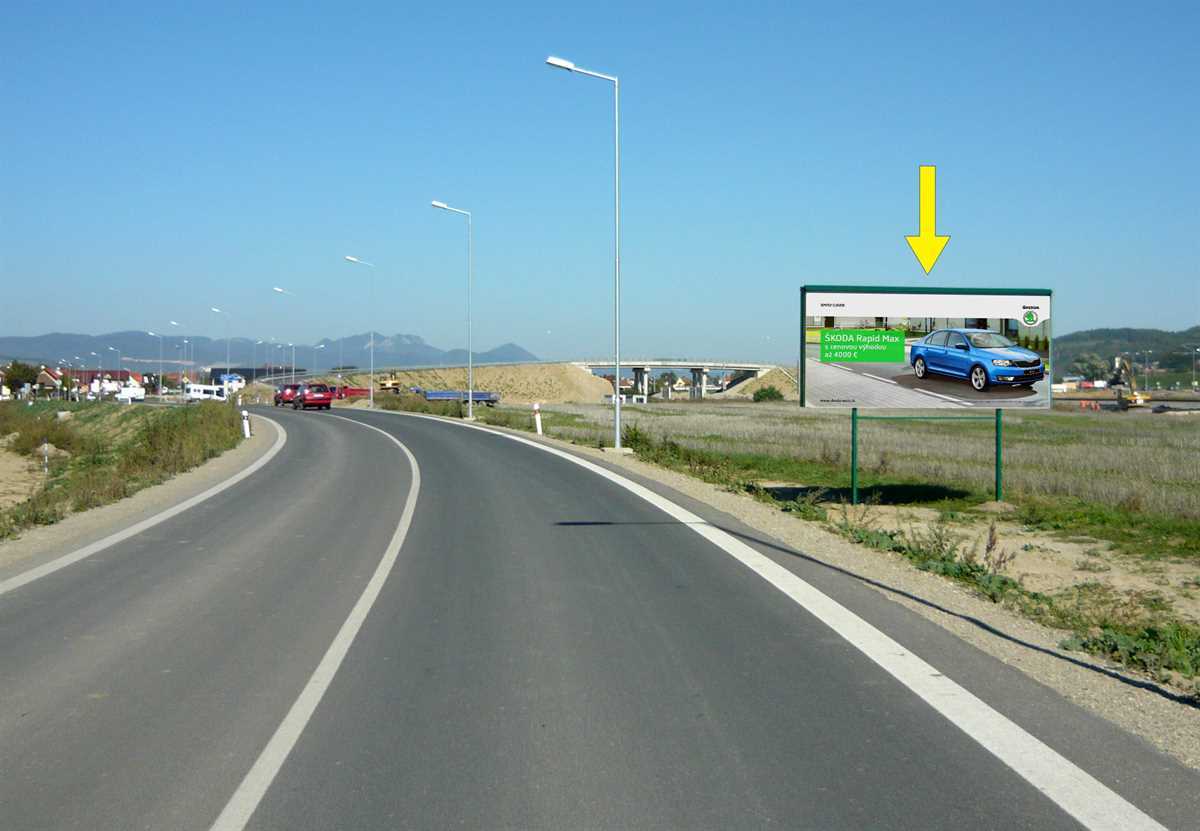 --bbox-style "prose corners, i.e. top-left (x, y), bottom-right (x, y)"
top-left (411, 388), bottom-right (500, 407)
